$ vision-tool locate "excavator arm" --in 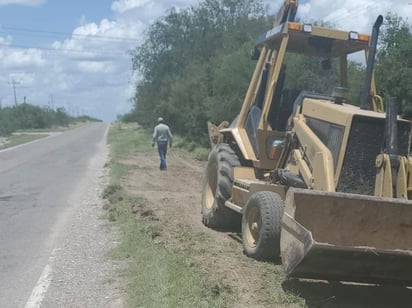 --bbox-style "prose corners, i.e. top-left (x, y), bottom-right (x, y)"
top-left (273, 0), bottom-right (299, 27)
top-left (288, 114), bottom-right (335, 192)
